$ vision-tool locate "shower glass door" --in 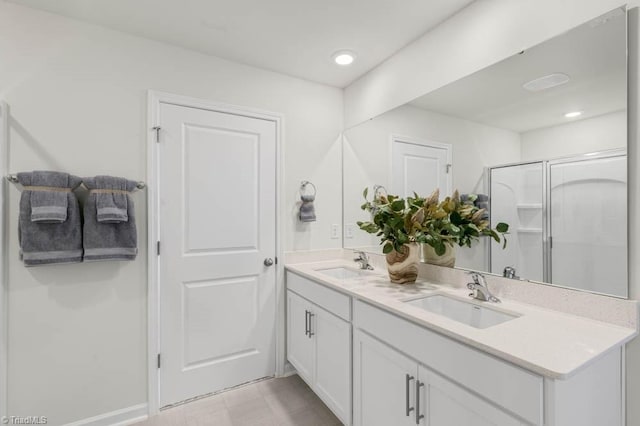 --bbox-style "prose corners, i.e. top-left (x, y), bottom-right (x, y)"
top-left (549, 154), bottom-right (627, 296)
